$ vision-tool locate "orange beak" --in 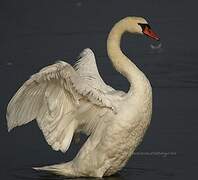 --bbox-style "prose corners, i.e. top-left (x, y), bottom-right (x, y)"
top-left (143, 26), bottom-right (160, 41)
